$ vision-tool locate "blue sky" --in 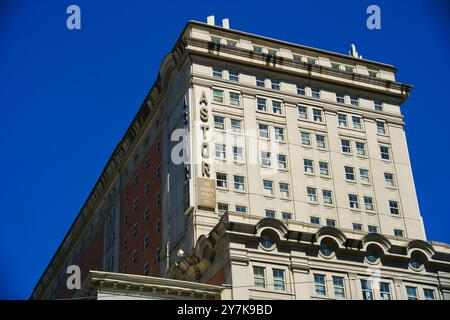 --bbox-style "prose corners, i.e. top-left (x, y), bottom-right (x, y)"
top-left (0, 0), bottom-right (449, 299)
